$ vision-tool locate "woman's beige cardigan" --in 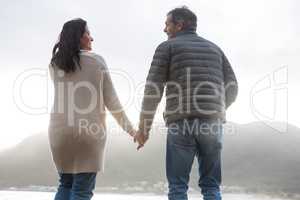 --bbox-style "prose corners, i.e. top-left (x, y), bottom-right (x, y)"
top-left (48, 51), bottom-right (133, 173)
